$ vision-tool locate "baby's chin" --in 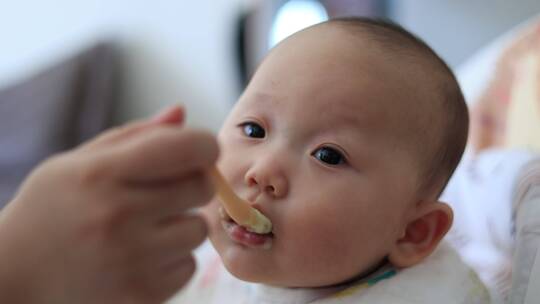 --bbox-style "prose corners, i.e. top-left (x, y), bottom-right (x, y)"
top-left (222, 254), bottom-right (269, 283)
top-left (221, 258), bottom-right (302, 287)
top-left (211, 239), bottom-right (370, 288)
top-left (207, 232), bottom-right (285, 285)
top-left (212, 241), bottom-right (271, 282)
top-left (222, 259), bottom-right (361, 288)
